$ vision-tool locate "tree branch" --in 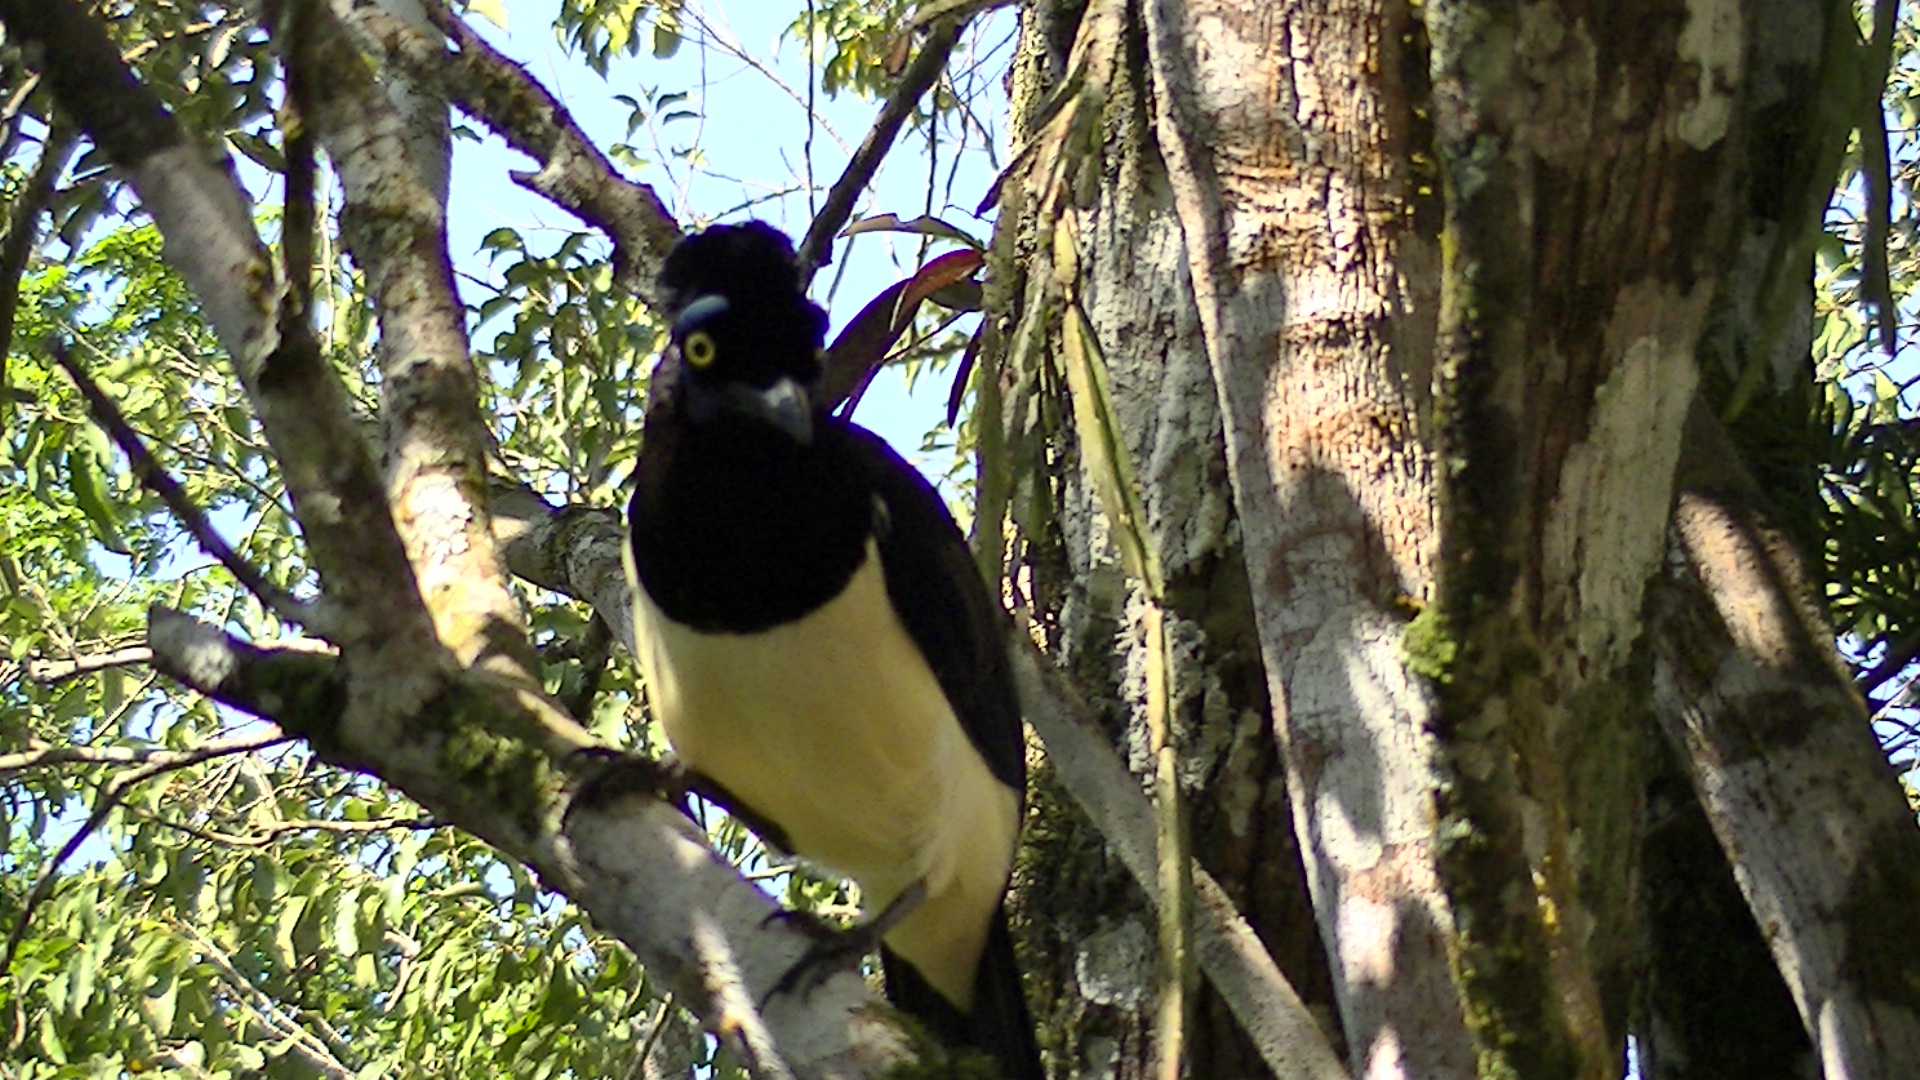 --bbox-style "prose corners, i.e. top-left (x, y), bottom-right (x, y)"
top-left (0, 731), bottom-right (287, 777)
top-left (795, 19), bottom-right (965, 281)
top-left (358, 0), bottom-right (681, 304)
top-left (1653, 400), bottom-right (1920, 1073)
top-left (1011, 644), bottom-right (1350, 1080)
top-left (290, 0), bottom-right (532, 678)
top-left (143, 606), bottom-right (913, 1079)
top-left (0, 122), bottom-right (74, 409)
top-left (137, 810), bottom-right (438, 850)
top-left (22, 645), bottom-right (153, 683)
top-left (169, 918), bottom-right (361, 1079)
top-left (51, 342), bottom-right (318, 627)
